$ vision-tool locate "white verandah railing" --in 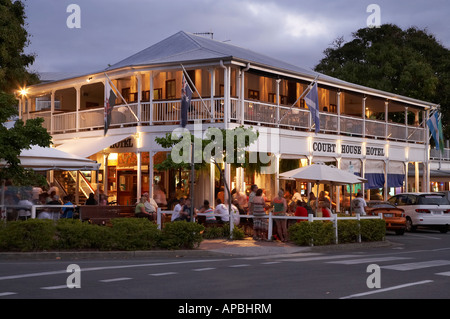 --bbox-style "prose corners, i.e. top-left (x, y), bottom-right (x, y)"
top-left (157, 209), bottom-right (383, 244)
top-left (25, 97), bottom-right (425, 143)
